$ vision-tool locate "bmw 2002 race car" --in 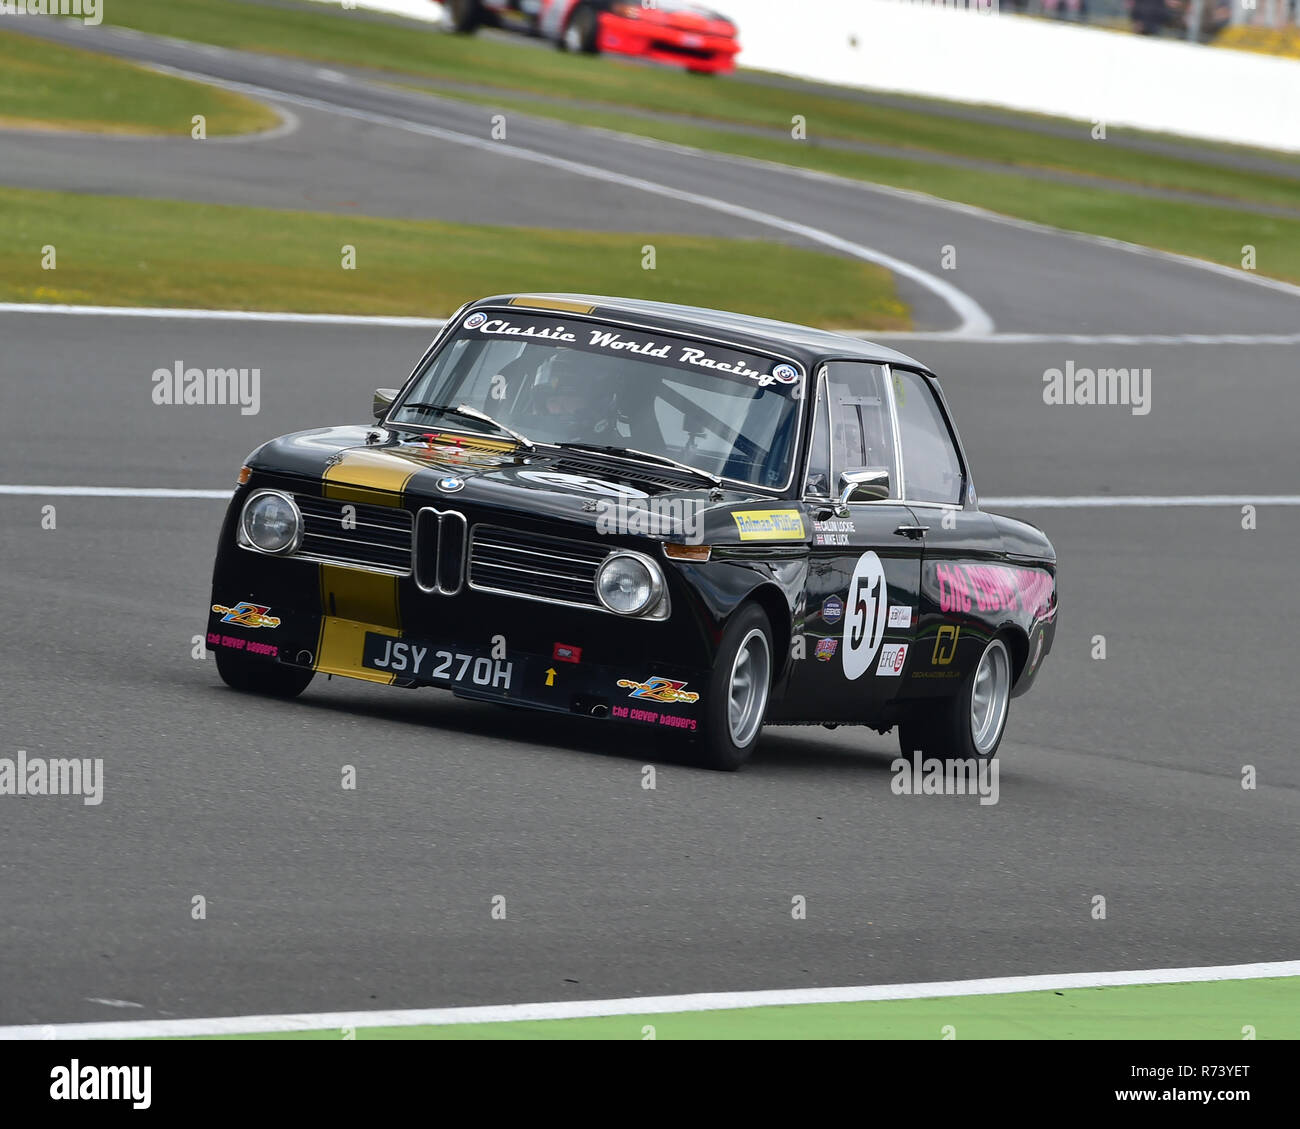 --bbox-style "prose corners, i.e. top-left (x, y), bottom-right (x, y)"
top-left (447, 0), bottom-right (742, 75)
top-left (207, 294), bottom-right (1057, 769)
